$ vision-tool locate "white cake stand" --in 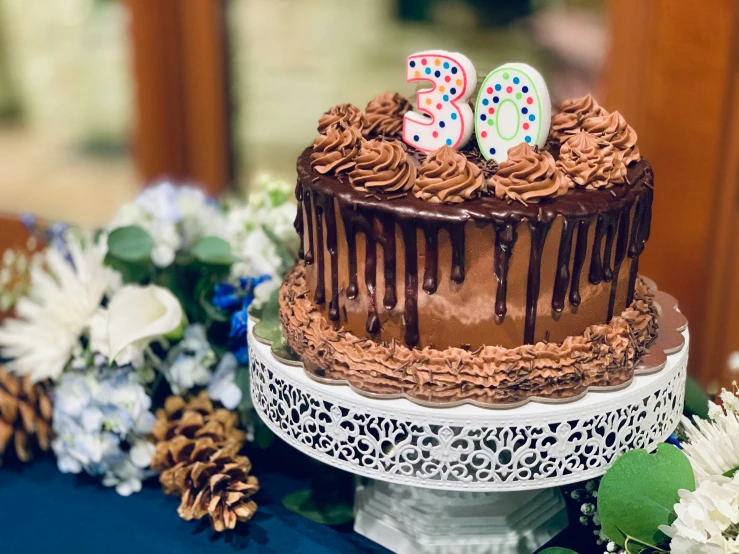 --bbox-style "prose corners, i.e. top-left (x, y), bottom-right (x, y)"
top-left (248, 320), bottom-right (688, 554)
